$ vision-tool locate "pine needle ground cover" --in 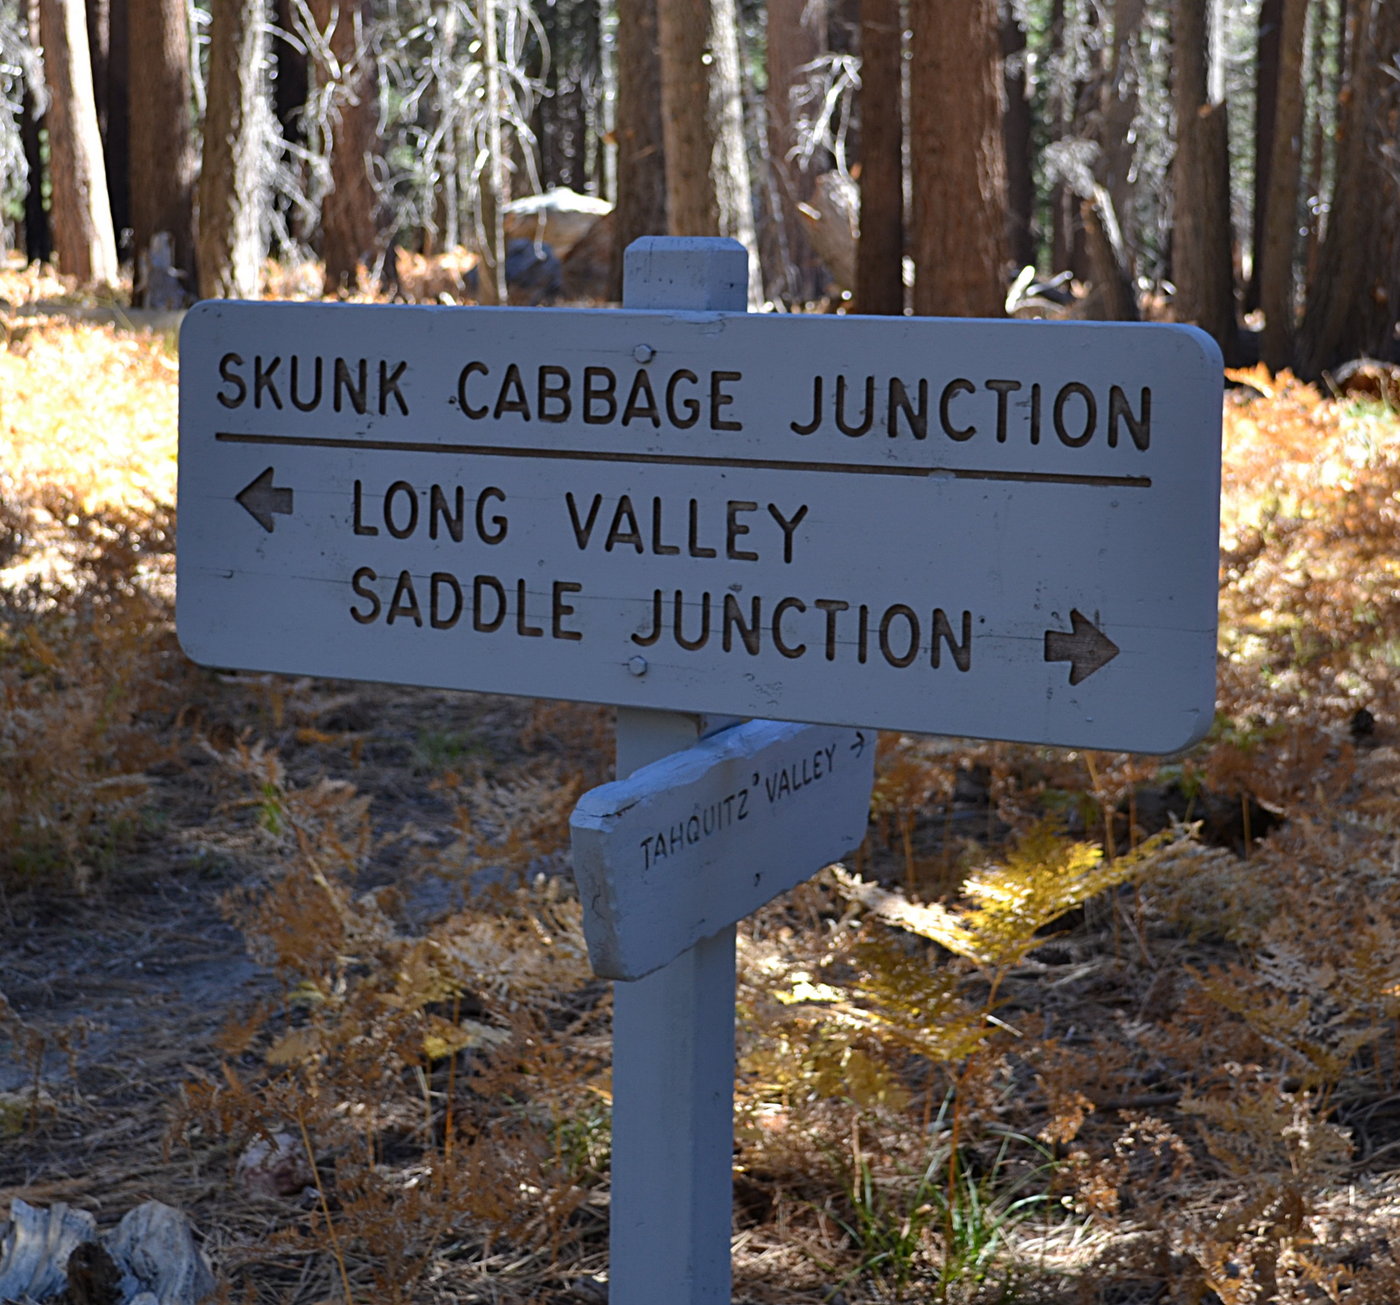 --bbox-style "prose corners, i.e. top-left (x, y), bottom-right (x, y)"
top-left (1, 292), bottom-right (1399, 1304)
